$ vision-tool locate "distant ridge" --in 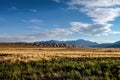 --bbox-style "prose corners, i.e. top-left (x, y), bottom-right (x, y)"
top-left (0, 39), bottom-right (120, 48)
top-left (0, 42), bottom-right (82, 48)
top-left (91, 41), bottom-right (120, 48)
top-left (63, 39), bottom-right (98, 47)
top-left (35, 39), bottom-right (98, 47)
